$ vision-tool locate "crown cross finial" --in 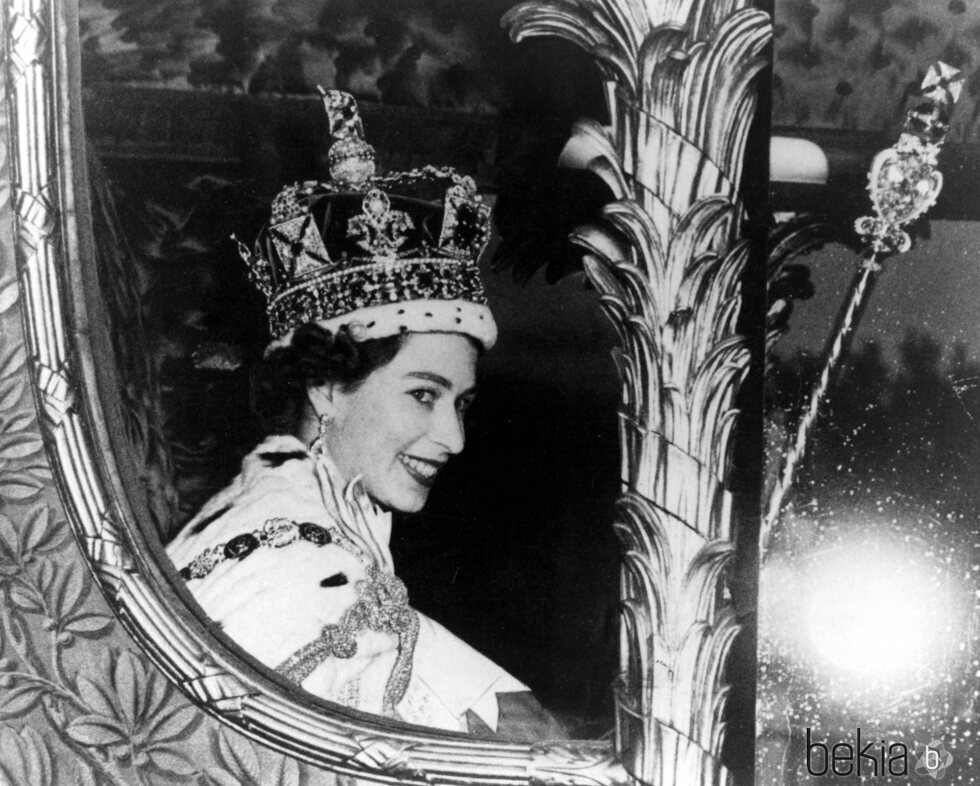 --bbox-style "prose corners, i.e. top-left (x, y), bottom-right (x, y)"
top-left (348, 189), bottom-right (414, 261)
top-left (320, 88), bottom-right (365, 140)
top-left (318, 87), bottom-right (377, 185)
top-left (920, 61), bottom-right (964, 109)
